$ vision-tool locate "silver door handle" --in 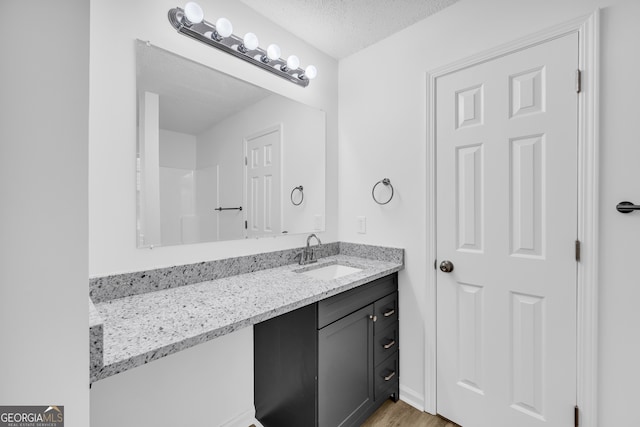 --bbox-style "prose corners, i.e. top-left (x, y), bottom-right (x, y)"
top-left (439, 260), bottom-right (454, 273)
